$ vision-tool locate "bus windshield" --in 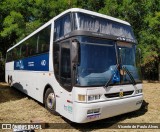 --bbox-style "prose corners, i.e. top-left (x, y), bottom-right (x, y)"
top-left (76, 37), bottom-right (142, 87)
top-left (76, 37), bottom-right (117, 86)
top-left (117, 42), bottom-right (142, 84)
